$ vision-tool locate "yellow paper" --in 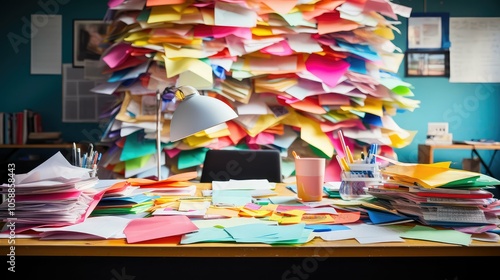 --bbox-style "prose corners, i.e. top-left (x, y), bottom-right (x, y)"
top-left (148, 5), bottom-right (182, 23)
top-left (206, 206), bottom-right (240, 218)
top-left (241, 113), bottom-right (287, 137)
top-left (239, 208), bottom-right (273, 218)
top-left (177, 70), bottom-right (213, 89)
top-left (164, 56), bottom-right (213, 86)
top-left (296, 113), bottom-right (334, 158)
top-left (280, 215), bottom-right (303, 224)
top-left (374, 26), bottom-right (395, 40)
top-left (163, 43), bottom-right (207, 59)
top-left (382, 163), bottom-right (479, 189)
top-left (387, 130), bottom-right (417, 148)
top-left (183, 134), bottom-right (215, 148)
